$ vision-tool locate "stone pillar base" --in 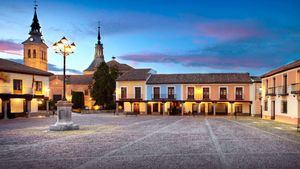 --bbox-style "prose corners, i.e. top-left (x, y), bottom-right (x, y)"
top-left (49, 100), bottom-right (79, 131)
